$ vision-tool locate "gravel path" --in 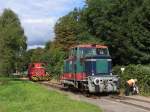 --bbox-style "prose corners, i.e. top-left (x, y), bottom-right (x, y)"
top-left (41, 83), bottom-right (150, 112)
top-left (82, 97), bottom-right (149, 112)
